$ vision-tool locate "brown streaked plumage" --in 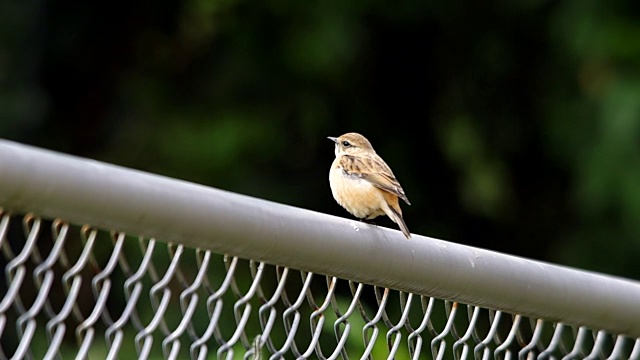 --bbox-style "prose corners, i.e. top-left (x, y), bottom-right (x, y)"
top-left (328, 132), bottom-right (411, 238)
